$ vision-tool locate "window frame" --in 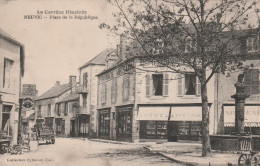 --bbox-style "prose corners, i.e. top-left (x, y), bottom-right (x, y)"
top-left (3, 58), bottom-right (14, 89)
